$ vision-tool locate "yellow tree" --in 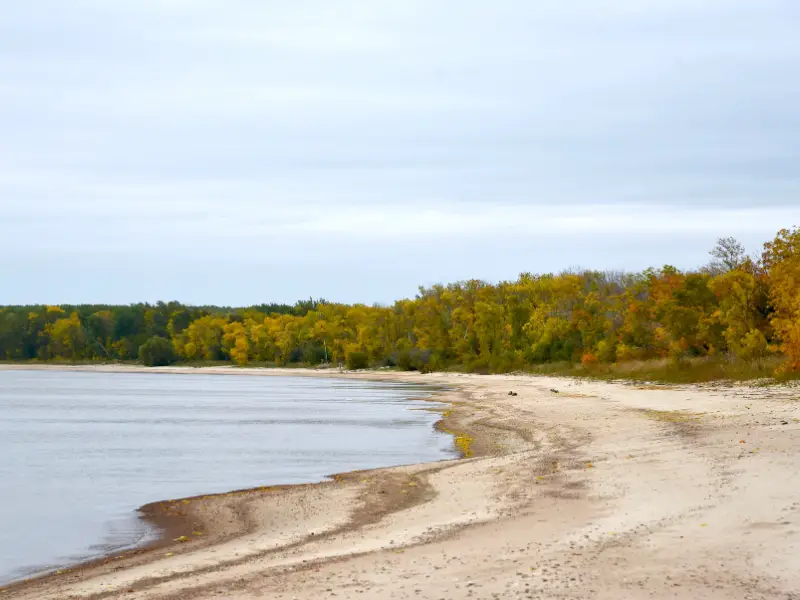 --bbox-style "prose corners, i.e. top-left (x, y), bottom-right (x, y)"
top-left (474, 300), bottom-right (505, 359)
top-left (45, 312), bottom-right (85, 360)
top-left (447, 280), bottom-right (488, 361)
top-left (247, 319), bottom-right (278, 362)
top-left (223, 321), bottom-right (251, 365)
top-left (173, 315), bottom-right (226, 361)
top-left (412, 286), bottom-right (454, 358)
top-left (312, 305), bottom-right (350, 364)
top-left (276, 314), bottom-right (302, 364)
top-left (763, 227), bottom-right (800, 369)
top-left (709, 270), bottom-right (768, 359)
